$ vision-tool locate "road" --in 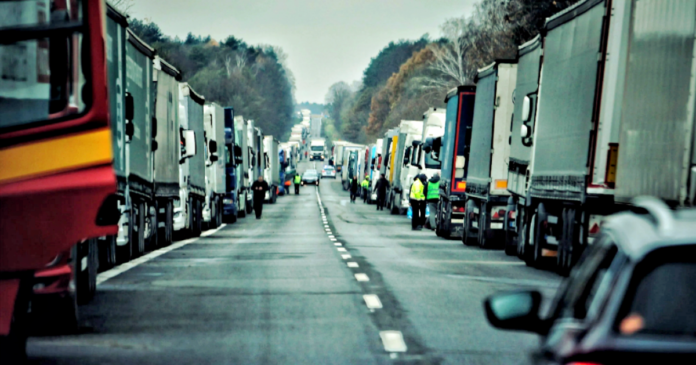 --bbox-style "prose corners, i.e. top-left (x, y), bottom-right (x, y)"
top-left (27, 161), bottom-right (561, 364)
